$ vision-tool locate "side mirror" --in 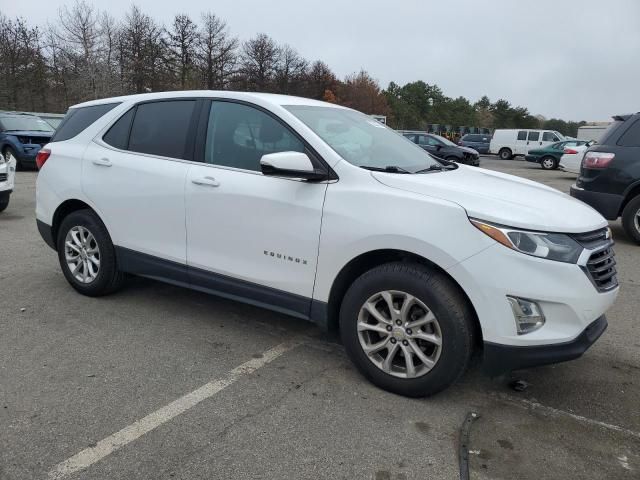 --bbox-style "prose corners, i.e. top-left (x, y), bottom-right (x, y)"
top-left (260, 151), bottom-right (326, 181)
